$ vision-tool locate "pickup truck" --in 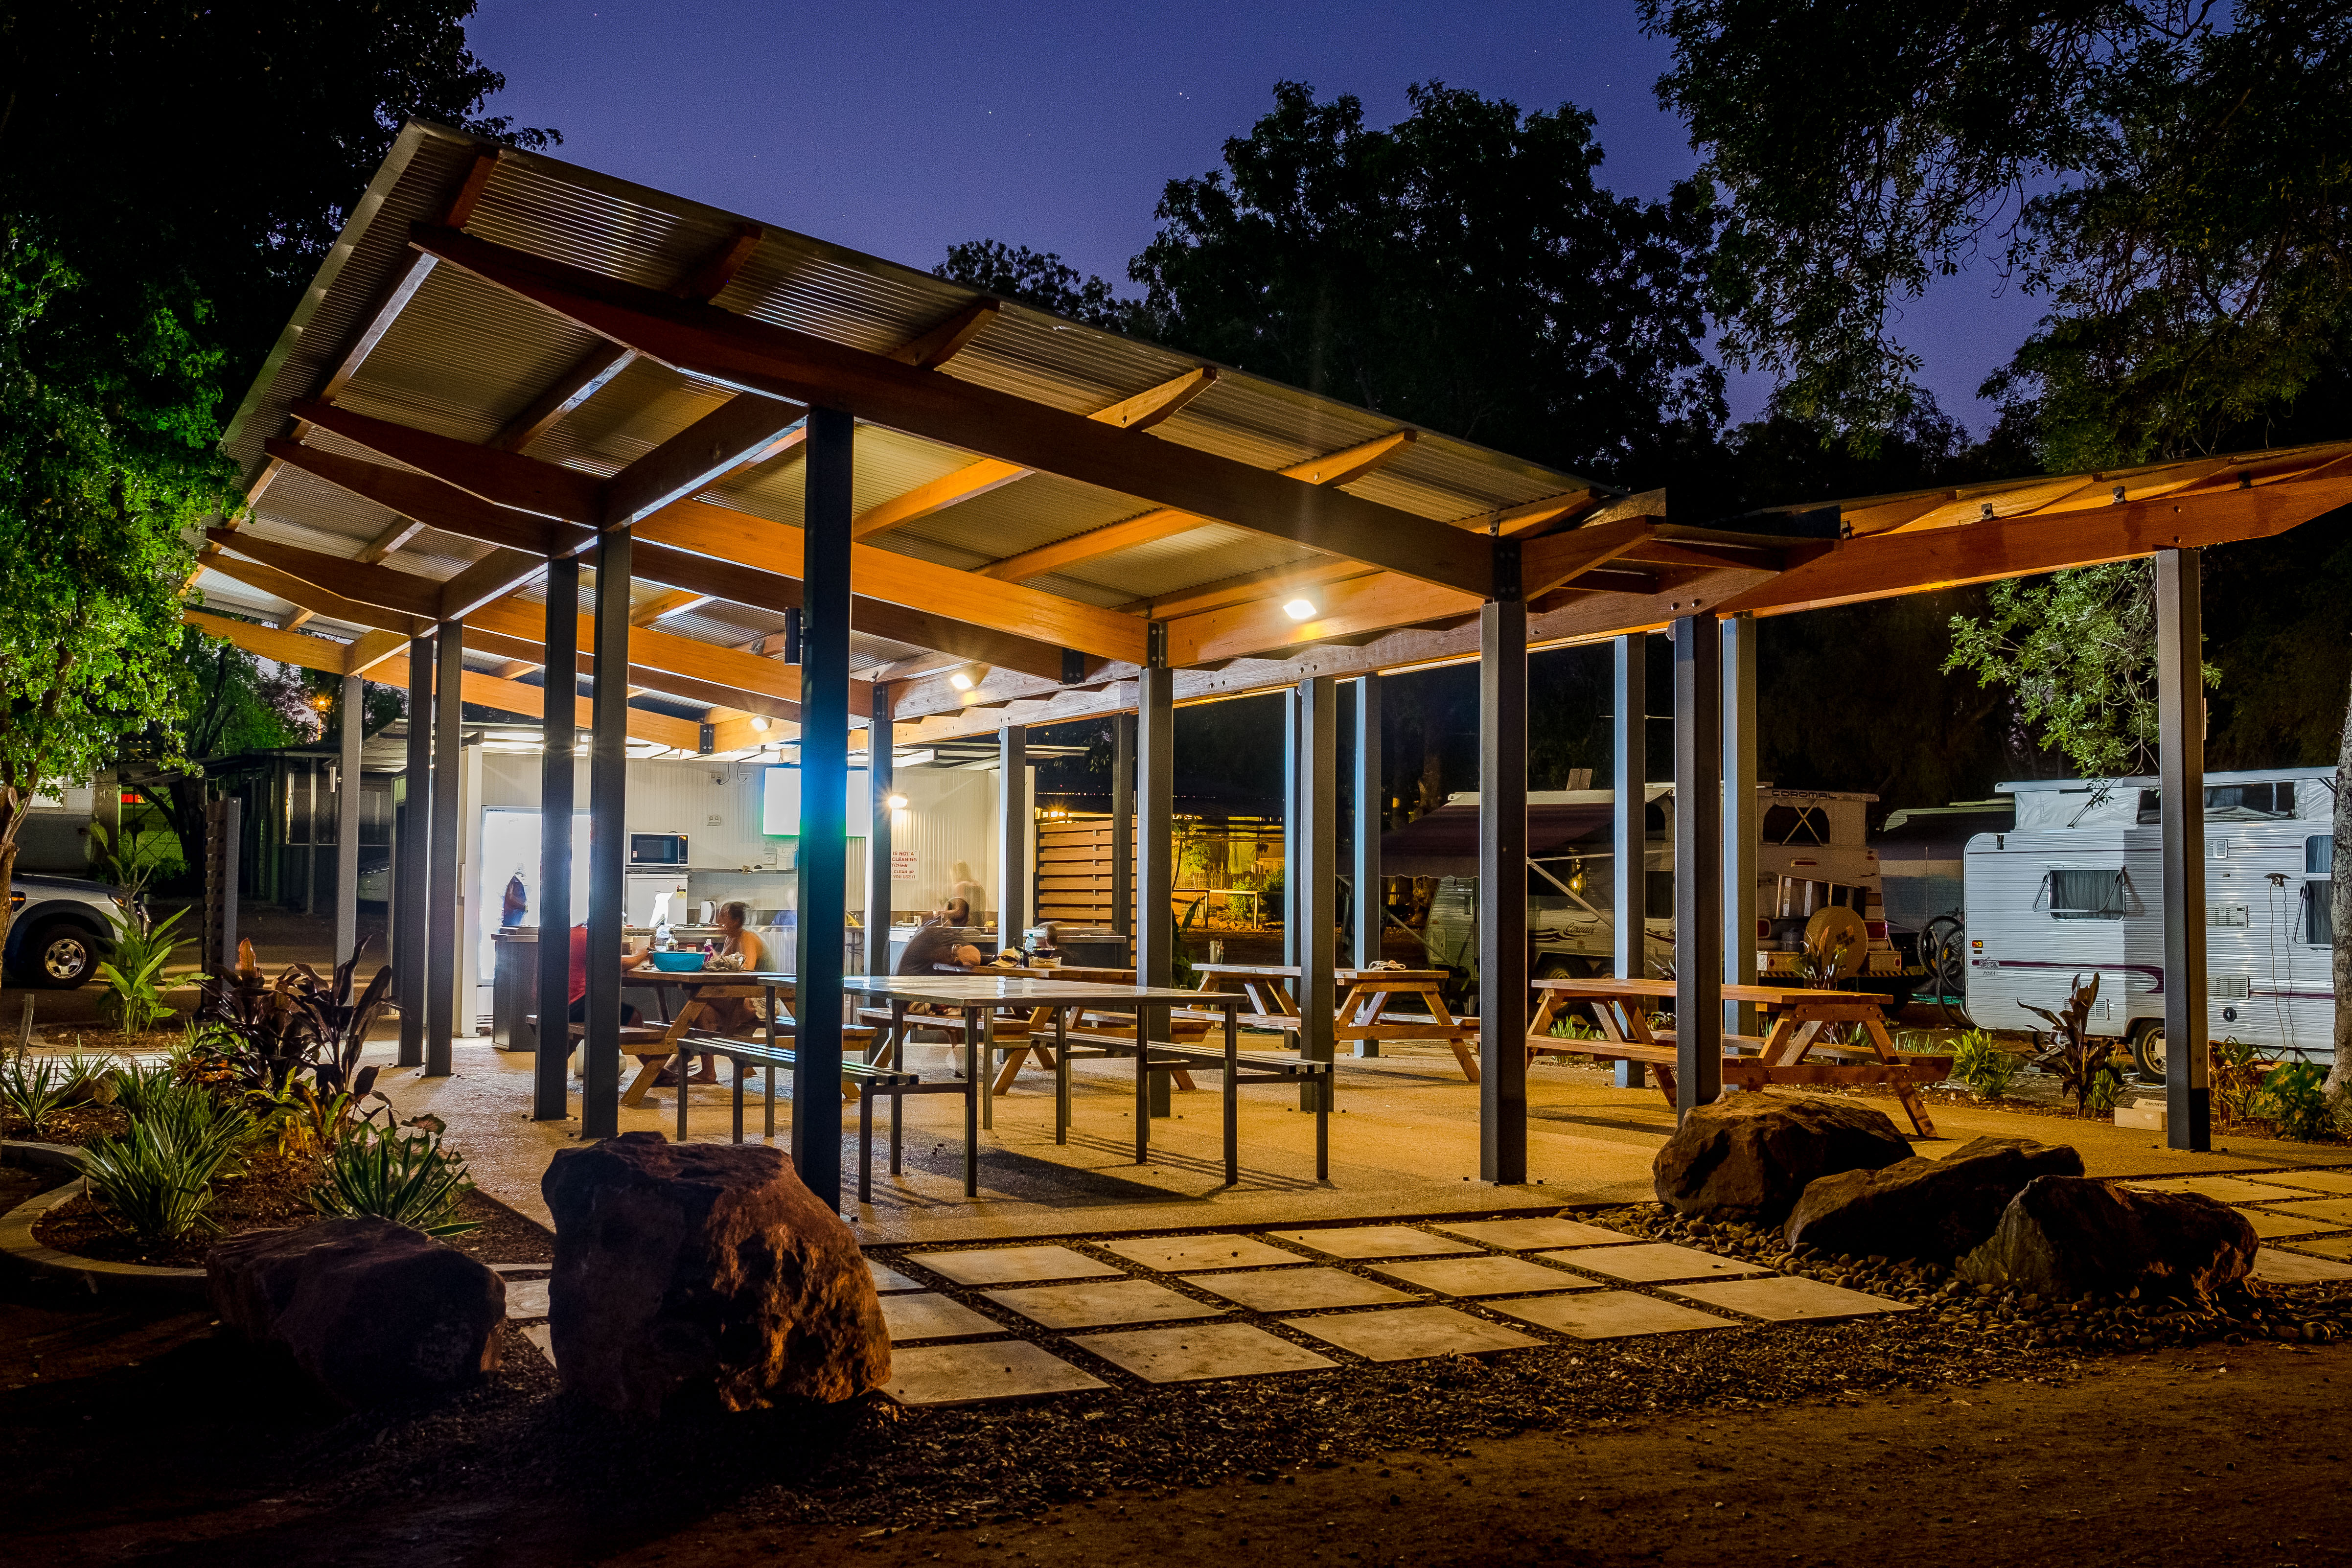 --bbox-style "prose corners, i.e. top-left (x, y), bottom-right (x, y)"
top-left (5, 873), bottom-right (124, 988)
